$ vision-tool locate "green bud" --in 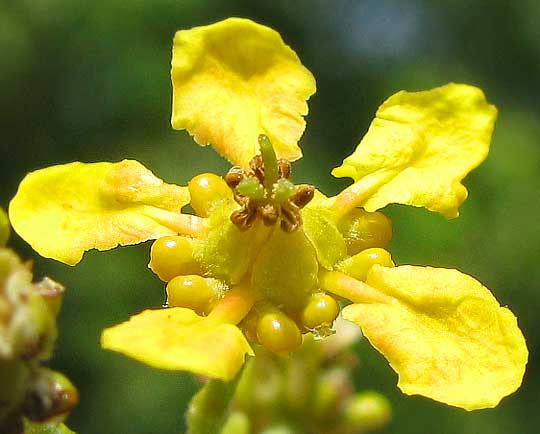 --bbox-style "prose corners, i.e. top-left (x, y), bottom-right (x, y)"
top-left (312, 367), bottom-right (351, 418)
top-left (0, 208), bottom-right (9, 246)
top-left (0, 359), bottom-right (30, 426)
top-left (24, 369), bottom-right (79, 423)
top-left (35, 278), bottom-right (65, 318)
top-left (260, 425), bottom-right (295, 434)
top-left (1, 249), bottom-right (57, 361)
top-left (219, 411), bottom-right (250, 434)
top-left (342, 391), bottom-right (391, 433)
